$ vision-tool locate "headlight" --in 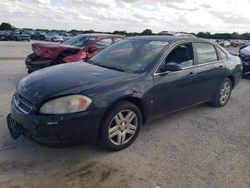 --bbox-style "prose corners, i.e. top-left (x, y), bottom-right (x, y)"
top-left (39, 95), bottom-right (92, 114)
